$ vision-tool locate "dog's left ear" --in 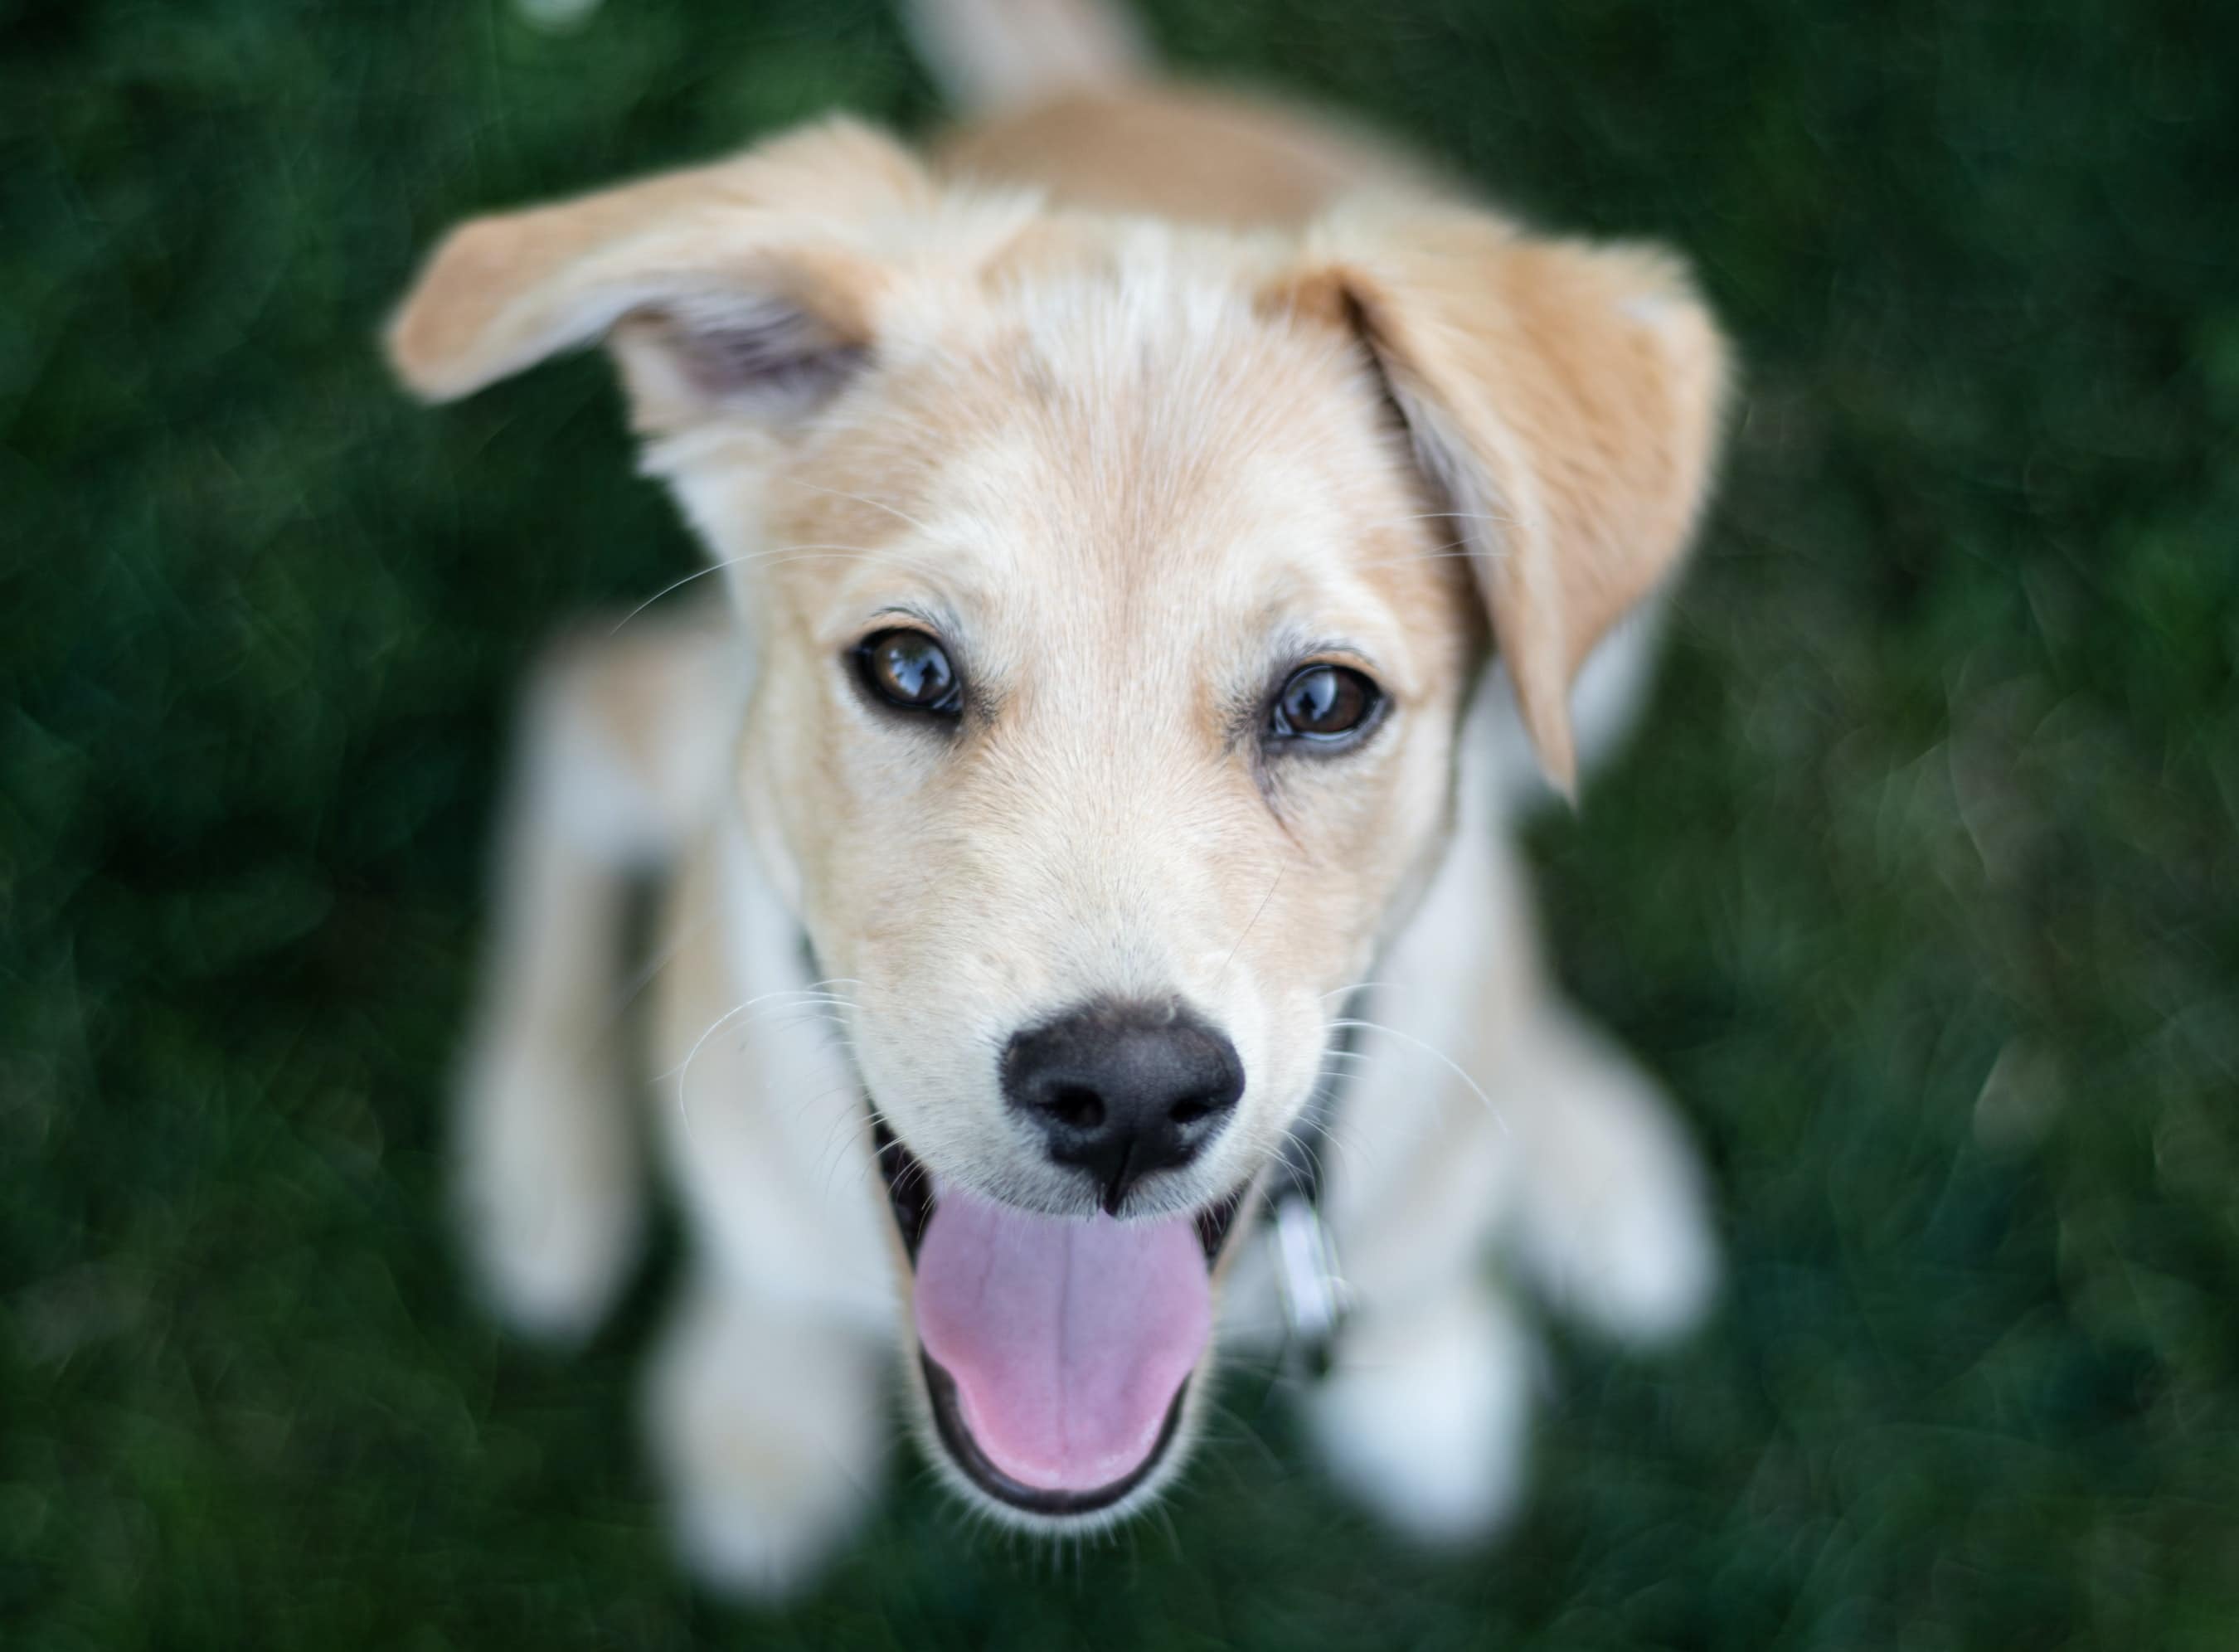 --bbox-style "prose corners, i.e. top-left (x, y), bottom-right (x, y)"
top-left (385, 119), bottom-right (1022, 435)
top-left (1271, 206), bottom-right (1731, 795)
